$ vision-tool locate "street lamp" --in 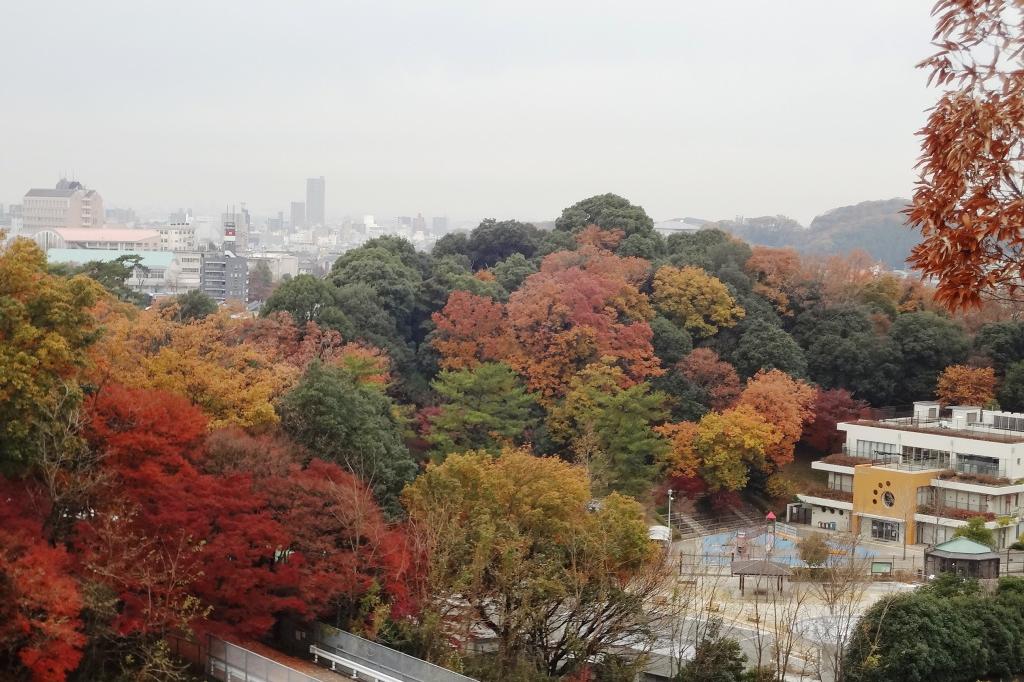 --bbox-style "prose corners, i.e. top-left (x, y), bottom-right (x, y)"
top-left (667, 489), bottom-right (674, 535)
